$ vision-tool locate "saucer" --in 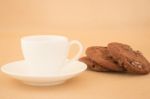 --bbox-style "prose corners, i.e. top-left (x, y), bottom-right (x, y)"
top-left (1, 60), bottom-right (87, 86)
